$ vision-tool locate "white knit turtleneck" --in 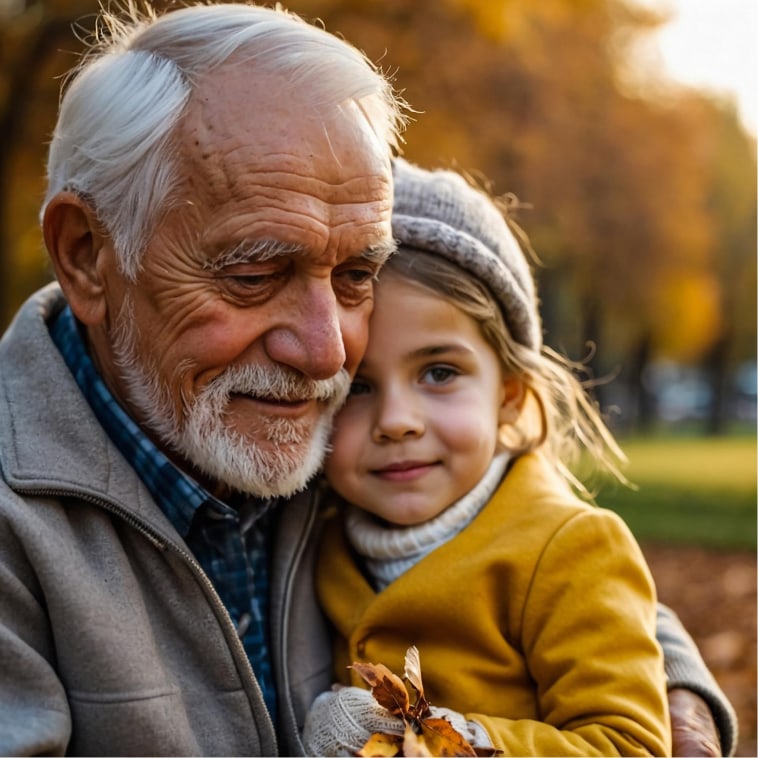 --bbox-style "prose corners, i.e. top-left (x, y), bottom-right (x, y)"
top-left (344, 452), bottom-right (511, 591)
